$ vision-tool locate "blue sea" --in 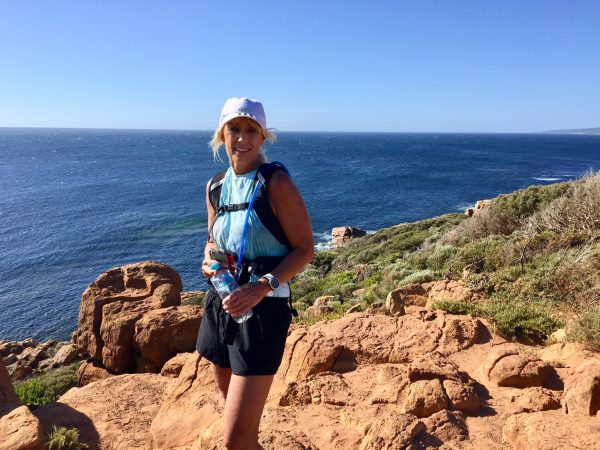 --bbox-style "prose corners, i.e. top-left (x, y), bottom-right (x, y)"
top-left (1, 128), bottom-right (599, 341)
